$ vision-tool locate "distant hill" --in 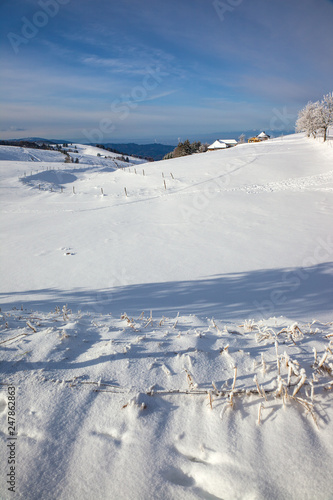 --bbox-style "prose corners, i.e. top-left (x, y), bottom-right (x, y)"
top-left (1, 137), bottom-right (69, 145)
top-left (103, 143), bottom-right (175, 161)
top-left (2, 138), bottom-right (176, 161)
